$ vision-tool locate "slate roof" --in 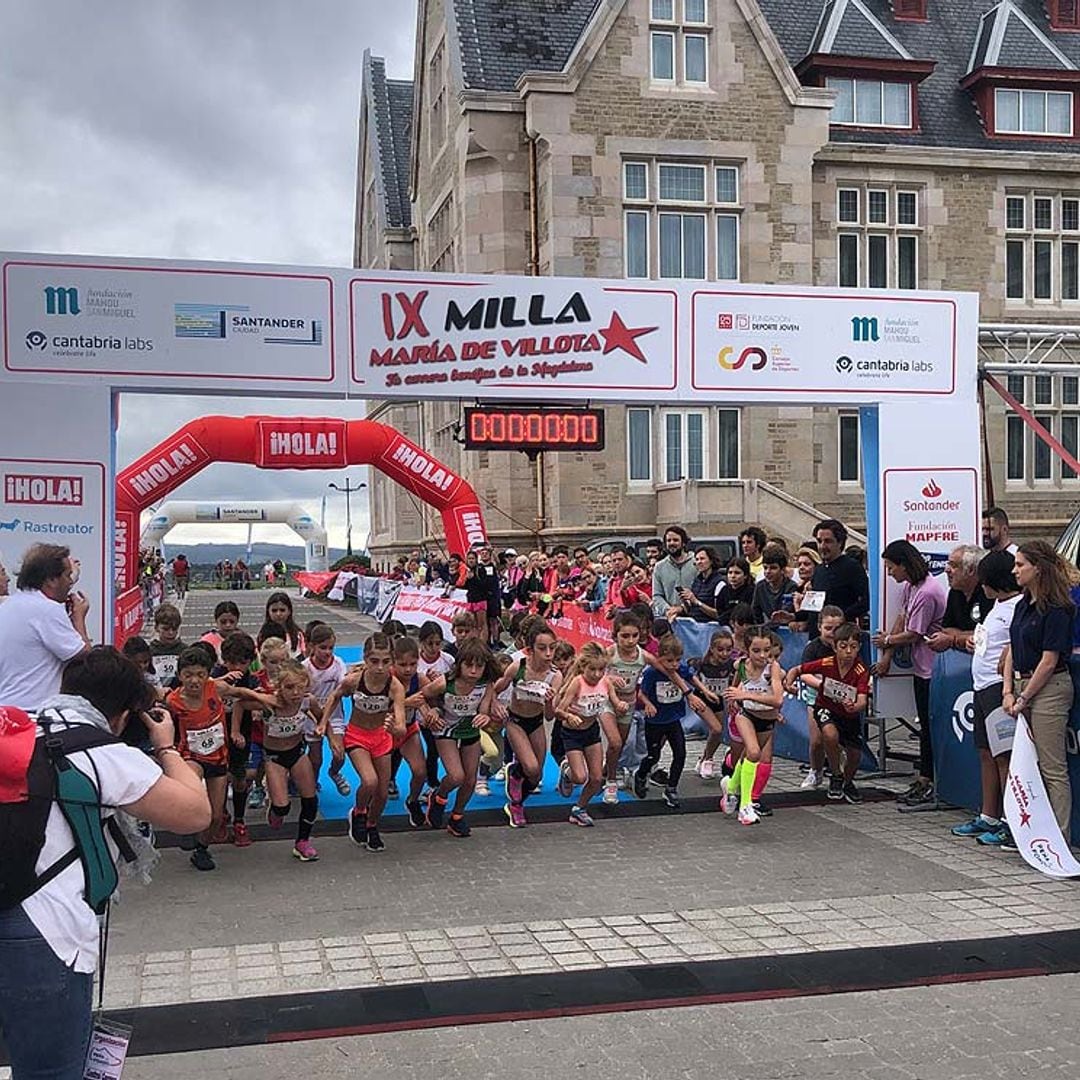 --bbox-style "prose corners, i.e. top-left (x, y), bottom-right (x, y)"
top-left (366, 55), bottom-right (413, 229)
top-left (756, 0), bottom-right (1080, 152)
top-left (968, 1), bottom-right (1074, 74)
top-left (809, 0), bottom-right (911, 62)
top-left (452, 0), bottom-right (600, 91)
